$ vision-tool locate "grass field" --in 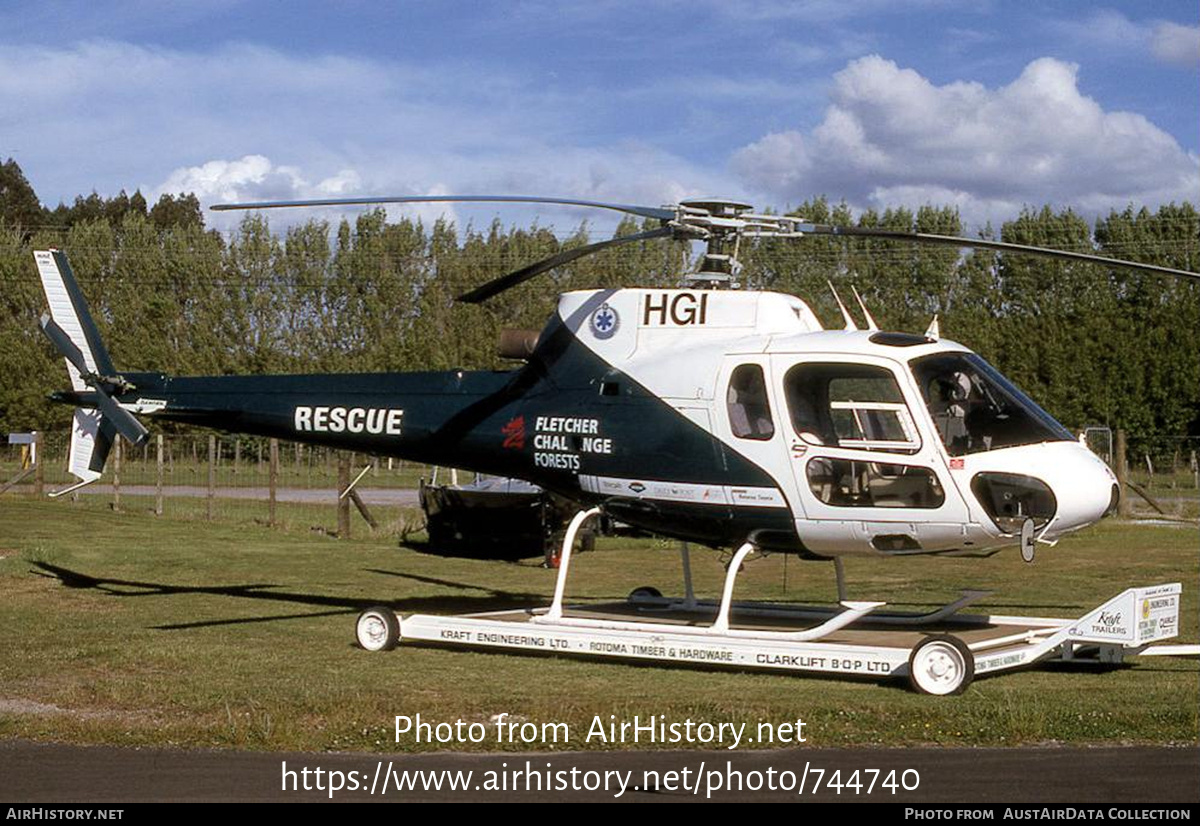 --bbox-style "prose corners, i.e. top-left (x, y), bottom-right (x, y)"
top-left (0, 497), bottom-right (1196, 754)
